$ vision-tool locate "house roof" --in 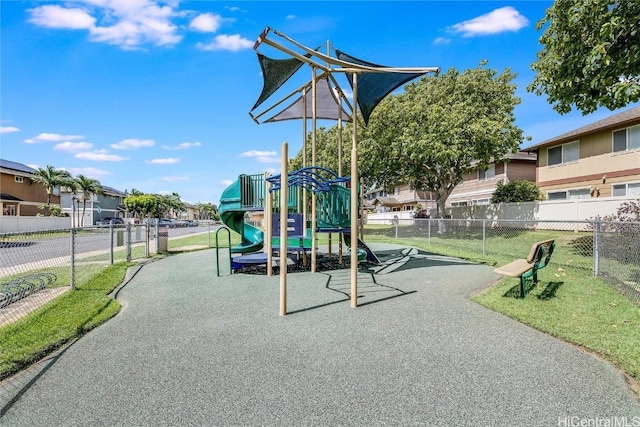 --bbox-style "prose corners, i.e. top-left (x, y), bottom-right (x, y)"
top-left (505, 151), bottom-right (537, 161)
top-left (0, 193), bottom-right (23, 202)
top-left (373, 196), bottom-right (402, 206)
top-left (0, 159), bottom-right (36, 175)
top-left (101, 185), bottom-right (126, 197)
top-left (525, 105), bottom-right (640, 151)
